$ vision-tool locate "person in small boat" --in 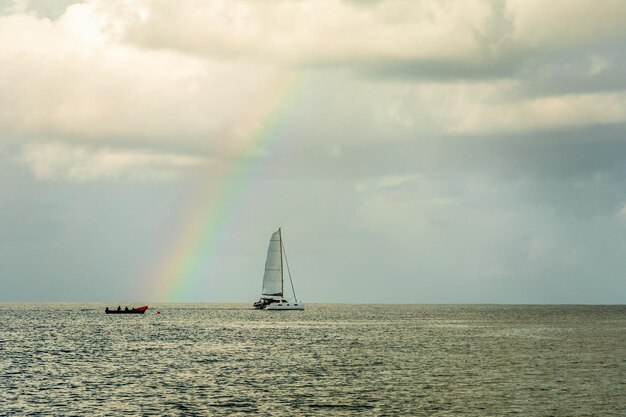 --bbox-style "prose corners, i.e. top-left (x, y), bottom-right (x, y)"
top-left (117, 306), bottom-right (121, 312)
top-left (105, 307), bottom-right (109, 313)
top-left (124, 306), bottom-right (129, 311)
